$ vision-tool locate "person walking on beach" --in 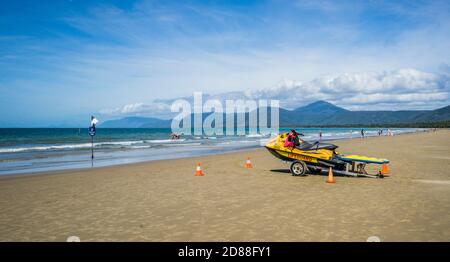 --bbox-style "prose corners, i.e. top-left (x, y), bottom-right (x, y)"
top-left (387, 129), bottom-right (393, 136)
top-left (361, 129), bottom-right (365, 138)
top-left (319, 131), bottom-right (322, 141)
